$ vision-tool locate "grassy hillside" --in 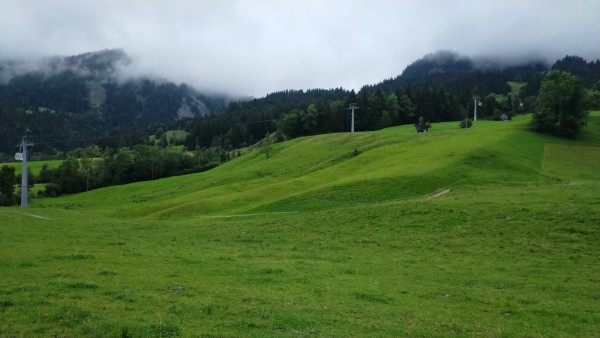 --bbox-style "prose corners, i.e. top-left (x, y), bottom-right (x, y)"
top-left (508, 81), bottom-right (526, 95)
top-left (1, 114), bottom-right (599, 337)
top-left (4, 159), bottom-right (61, 176)
top-left (35, 114), bottom-right (599, 217)
top-left (490, 81), bottom-right (526, 104)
